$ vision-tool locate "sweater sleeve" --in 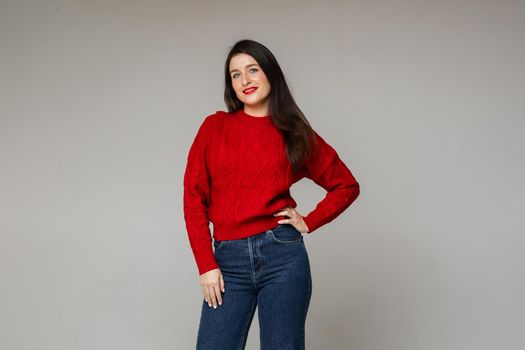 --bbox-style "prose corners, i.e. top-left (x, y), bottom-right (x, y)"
top-left (301, 130), bottom-right (360, 233)
top-left (183, 116), bottom-right (220, 276)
